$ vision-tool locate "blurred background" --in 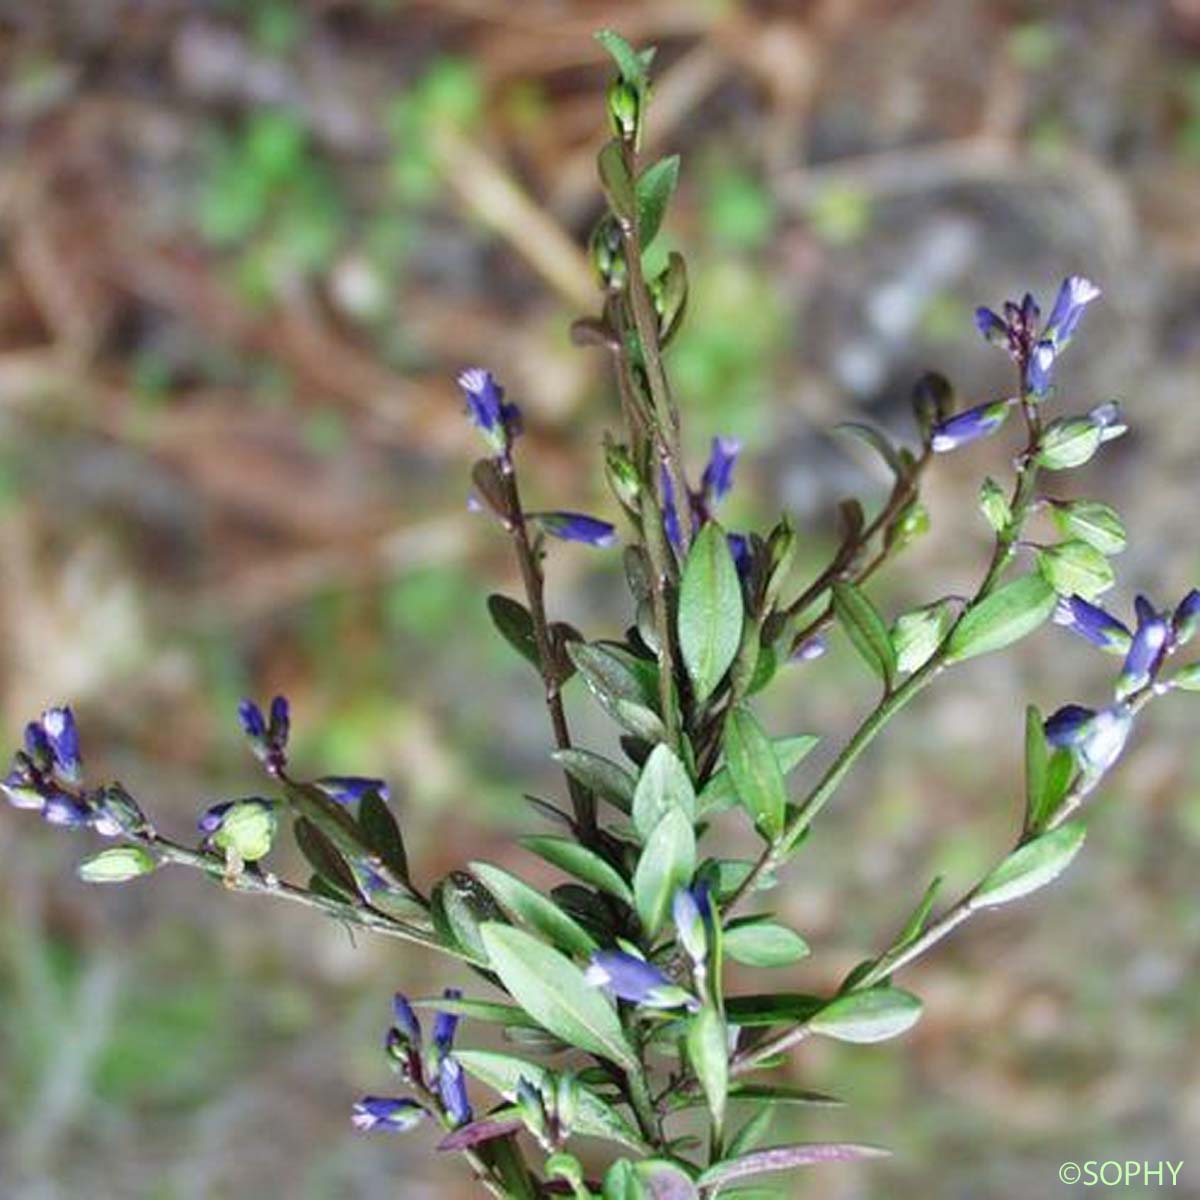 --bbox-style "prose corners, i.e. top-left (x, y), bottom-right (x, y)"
top-left (2, 1), bottom-right (1199, 1197)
